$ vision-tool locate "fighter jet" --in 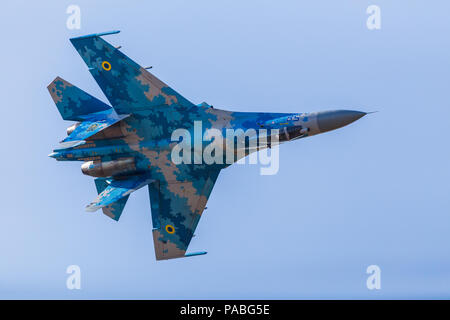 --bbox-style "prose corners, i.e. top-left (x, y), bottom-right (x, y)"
top-left (48, 31), bottom-right (367, 260)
